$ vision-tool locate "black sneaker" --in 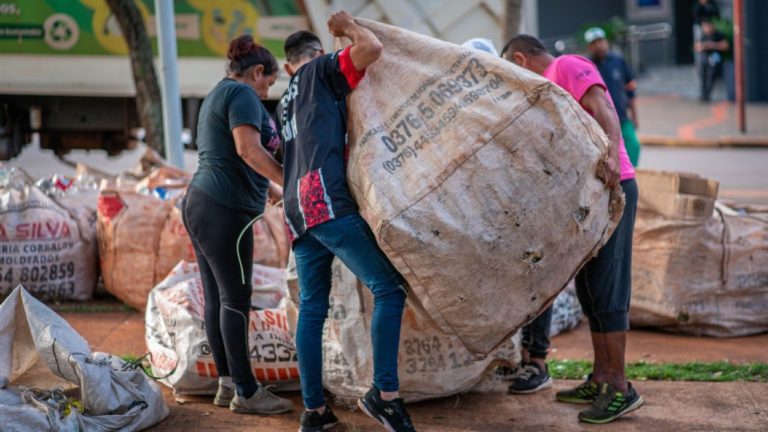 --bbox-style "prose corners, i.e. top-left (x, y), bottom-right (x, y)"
top-left (555, 374), bottom-right (599, 404)
top-left (578, 382), bottom-right (645, 424)
top-left (494, 365), bottom-right (521, 382)
top-left (299, 405), bottom-right (339, 432)
top-left (508, 362), bottom-right (553, 394)
top-left (357, 385), bottom-right (416, 432)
